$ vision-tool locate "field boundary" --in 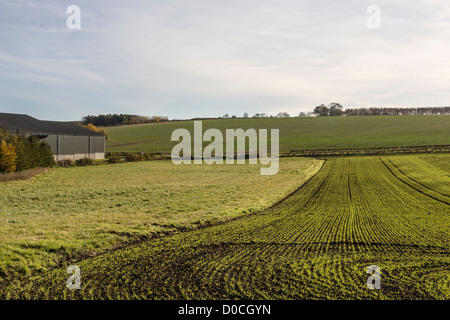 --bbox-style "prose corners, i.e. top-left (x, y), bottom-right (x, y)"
top-left (287, 145), bottom-right (450, 157)
top-left (106, 145), bottom-right (450, 160)
top-left (0, 167), bottom-right (52, 183)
